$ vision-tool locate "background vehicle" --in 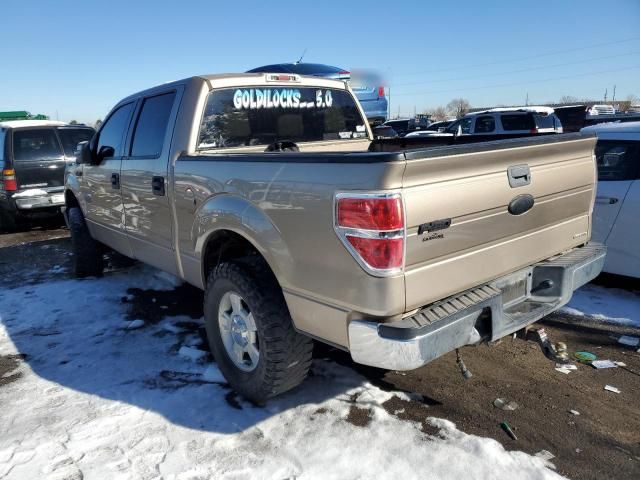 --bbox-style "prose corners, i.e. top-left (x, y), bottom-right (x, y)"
top-left (588, 104), bottom-right (616, 115)
top-left (425, 120), bottom-right (454, 132)
top-left (247, 63), bottom-right (388, 125)
top-left (66, 73), bottom-right (604, 403)
top-left (407, 107), bottom-right (563, 139)
top-left (0, 120), bottom-right (94, 231)
top-left (381, 117), bottom-right (430, 136)
top-left (582, 121), bottom-right (640, 278)
top-left (372, 124), bottom-right (398, 138)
